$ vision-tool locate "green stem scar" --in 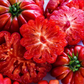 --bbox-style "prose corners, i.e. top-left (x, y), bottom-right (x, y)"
top-left (9, 3), bottom-right (23, 17)
top-left (68, 52), bottom-right (81, 72)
